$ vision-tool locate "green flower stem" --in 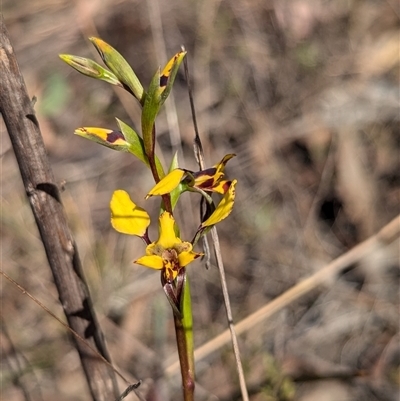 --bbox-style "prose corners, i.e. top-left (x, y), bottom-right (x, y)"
top-left (173, 313), bottom-right (195, 401)
top-left (170, 272), bottom-right (195, 401)
top-left (146, 125), bottom-right (173, 213)
top-left (146, 125), bottom-right (158, 179)
top-left (182, 275), bottom-right (195, 376)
